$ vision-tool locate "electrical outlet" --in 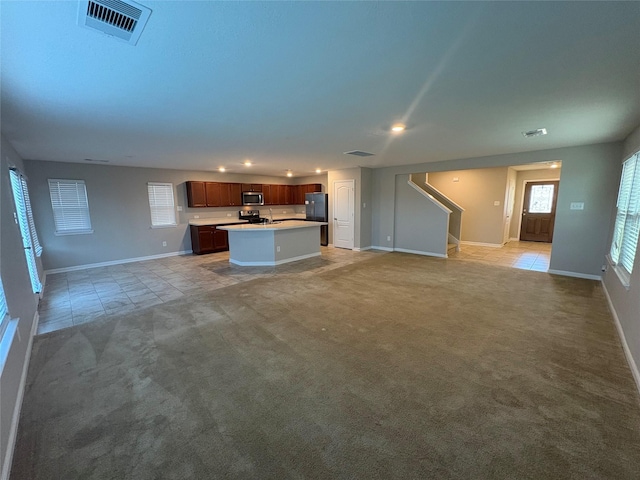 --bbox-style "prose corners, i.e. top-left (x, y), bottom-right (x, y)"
top-left (226, 213), bottom-right (232, 217)
top-left (494, 201), bottom-right (500, 206)
top-left (570, 202), bottom-right (584, 210)
top-left (162, 241), bottom-right (167, 247)
top-left (277, 246), bottom-right (281, 252)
